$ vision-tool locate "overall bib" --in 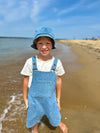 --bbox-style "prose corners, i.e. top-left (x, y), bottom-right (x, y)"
top-left (27, 56), bottom-right (61, 128)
